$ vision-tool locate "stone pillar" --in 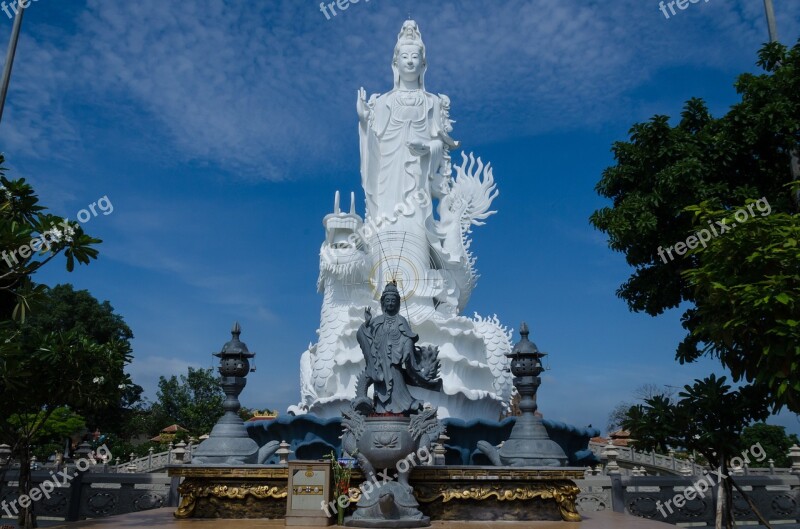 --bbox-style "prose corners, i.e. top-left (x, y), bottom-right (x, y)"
top-left (494, 323), bottom-right (567, 466)
top-left (191, 323), bottom-right (260, 464)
